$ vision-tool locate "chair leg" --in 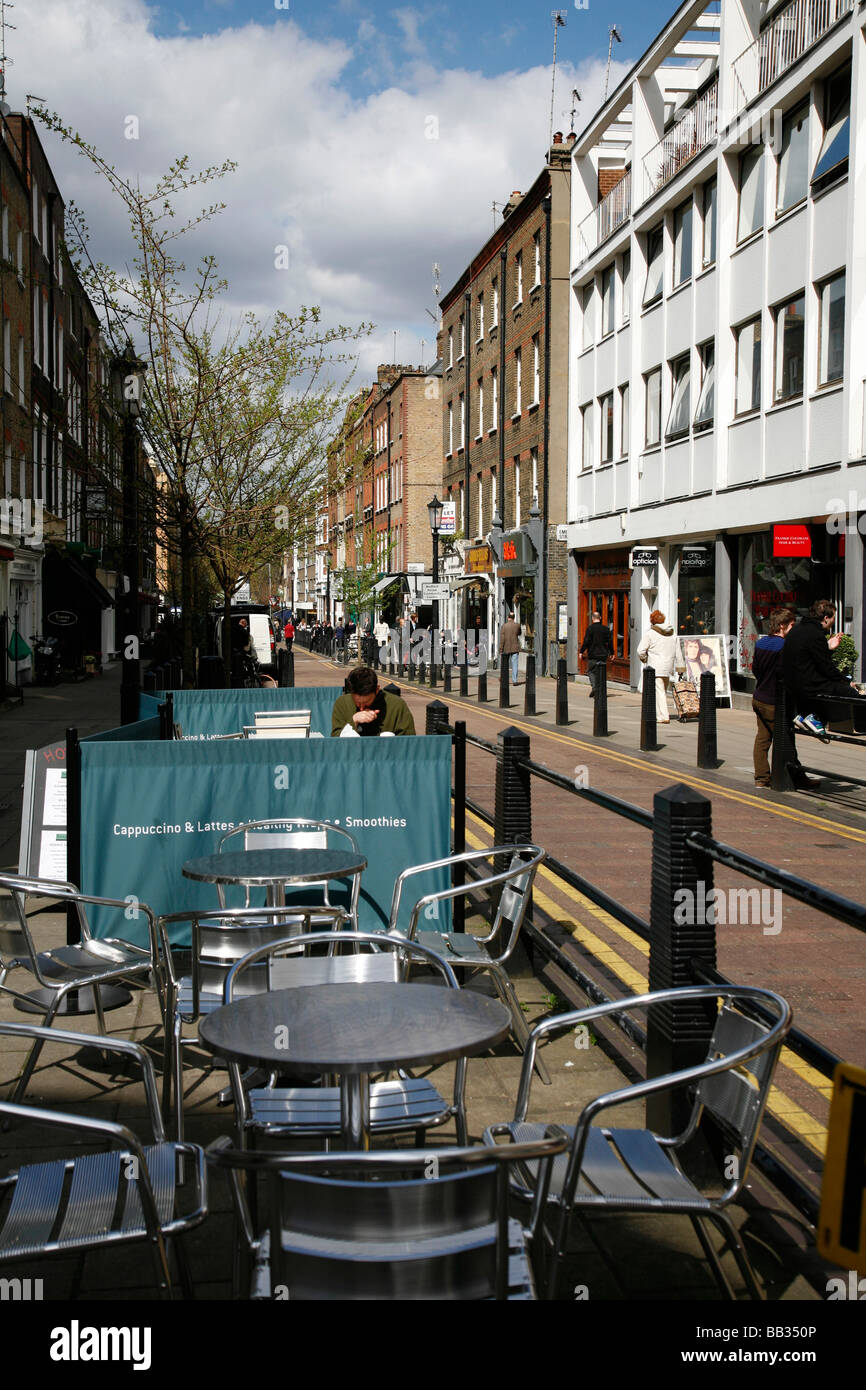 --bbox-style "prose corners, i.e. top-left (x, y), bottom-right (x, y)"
top-left (689, 1215), bottom-right (737, 1299)
top-left (11, 989), bottom-right (64, 1102)
top-left (488, 965), bottom-right (552, 1085)
top-left (161, 995), bottom-right (176, 1119)
top-left (170, 1233), bottom-right (196, 1300)
top-left (708, 1210), bottom-right (766, 1301)
top-left (173, 1015), bottom-right (186, 1143)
